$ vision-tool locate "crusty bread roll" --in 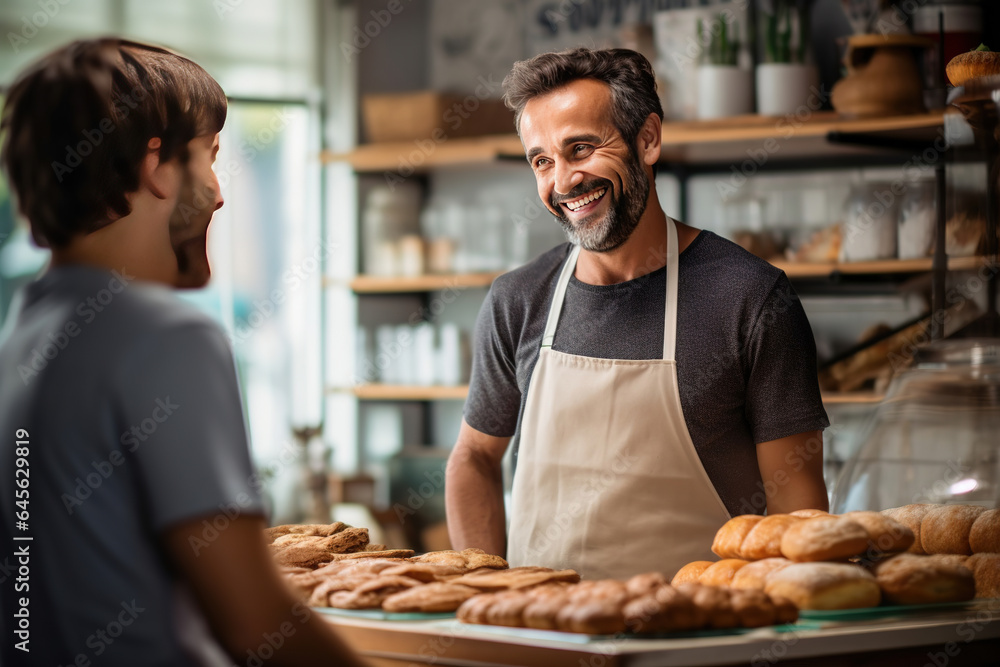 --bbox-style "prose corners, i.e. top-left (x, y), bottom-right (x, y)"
top-left (965, 553), bottom-right (1000, 599)
top-left (780, 516), bottom-right (869, 562)
top-left (712, 515), bottom-right (764, 559)
top-left (874, 554), bottom-right (976, 605)
top-left (920, 505), bottom-right (987, 555)
top-left (969, 509), bottom-right (1000, 554)
top-left (730, 558), bottom-right (794, 591)
top-left (842, 511), bottom-right (915, 557)
top-left (741, 515), bottom-right (804, 560)
top-left (671, 560), bottom-right (714, 585)
top-left (698, 559), bottom-right (750, 587)
top-left (881, 504), bottom-right (933, 554)
top-left (789, 509), bottom-right (829, 518)
top-left (765, 563), bottom-right (881, 610)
